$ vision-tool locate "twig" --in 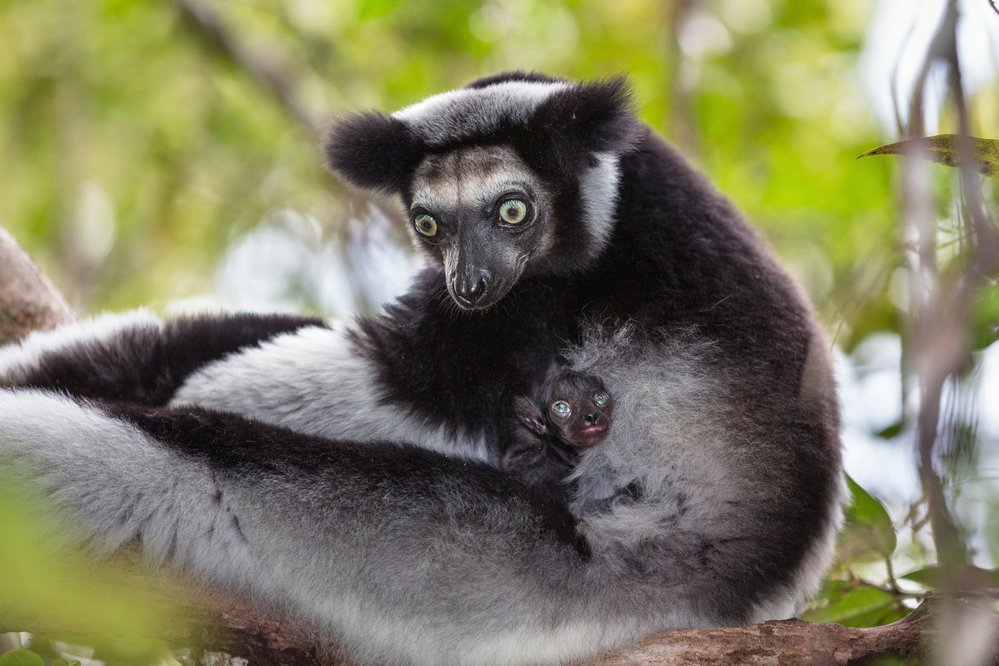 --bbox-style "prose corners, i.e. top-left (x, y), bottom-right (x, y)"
top-left (904, 0), bottom-right (973, 578)
top-left (170, 0), bottom-right (323, 136)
